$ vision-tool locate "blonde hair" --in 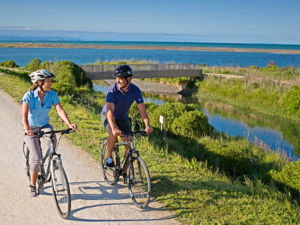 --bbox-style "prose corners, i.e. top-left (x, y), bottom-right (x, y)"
top-left (29, 83), bottom-right (38, 91)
